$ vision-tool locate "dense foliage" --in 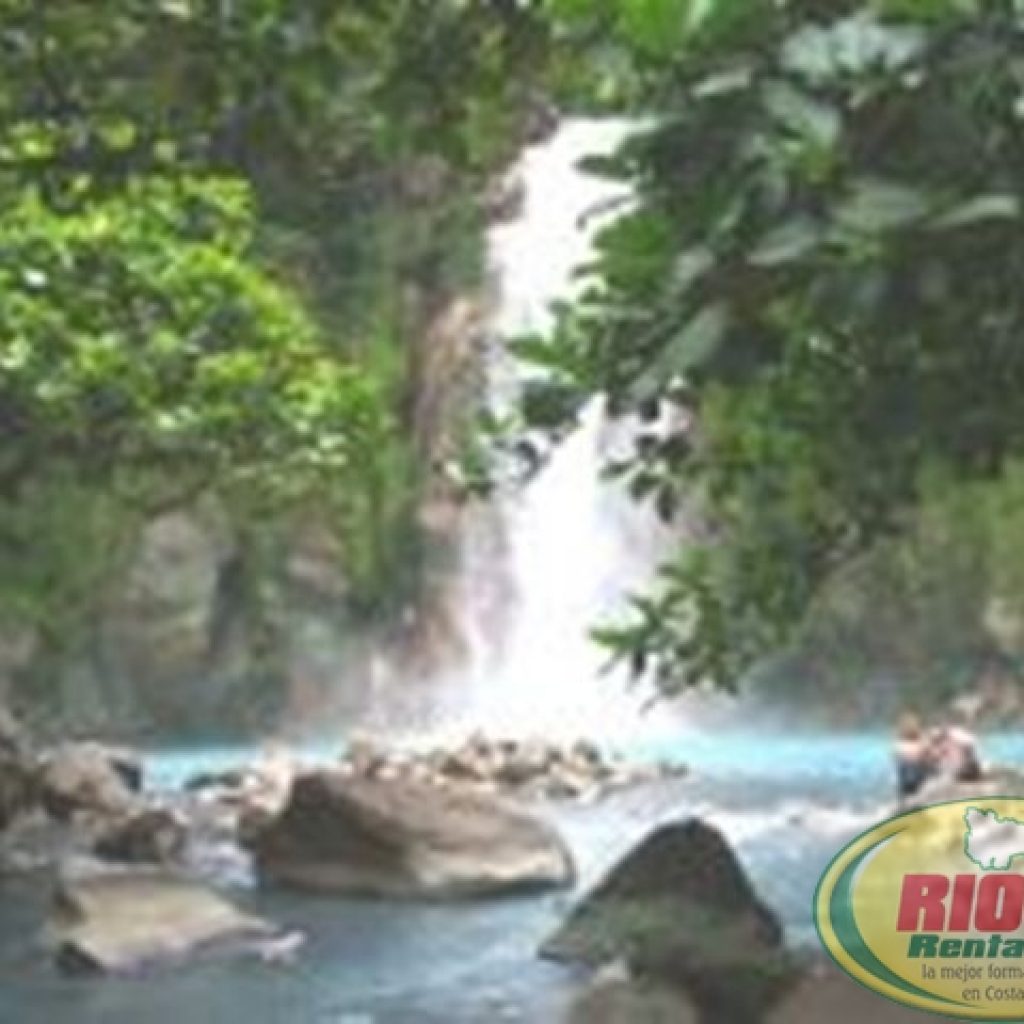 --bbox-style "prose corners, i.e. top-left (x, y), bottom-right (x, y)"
top-left (0, 177), bottom-right (387, 625)
top-left (525, 0), bottom-right (1024, 695)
